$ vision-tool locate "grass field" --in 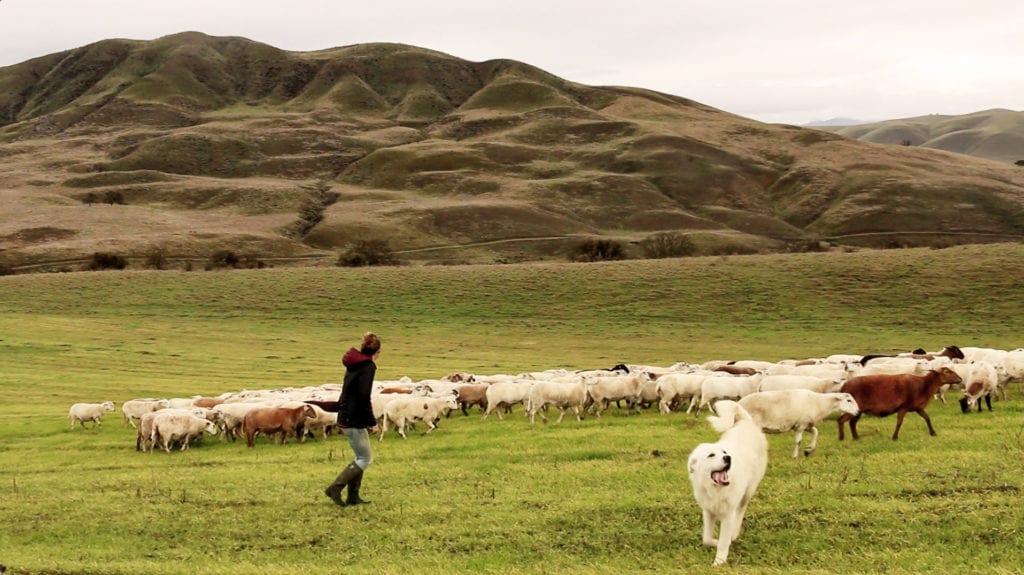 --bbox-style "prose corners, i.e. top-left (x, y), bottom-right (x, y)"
top-left (2, 243), bottom-right (1024, 574)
